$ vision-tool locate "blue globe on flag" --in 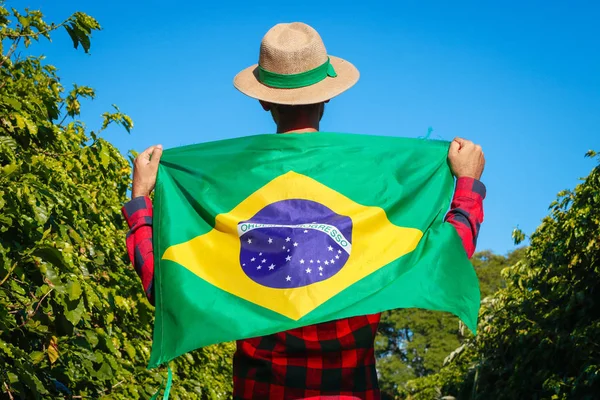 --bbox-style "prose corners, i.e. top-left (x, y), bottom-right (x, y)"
top-left (238, 199), bottom-right (353, 288)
